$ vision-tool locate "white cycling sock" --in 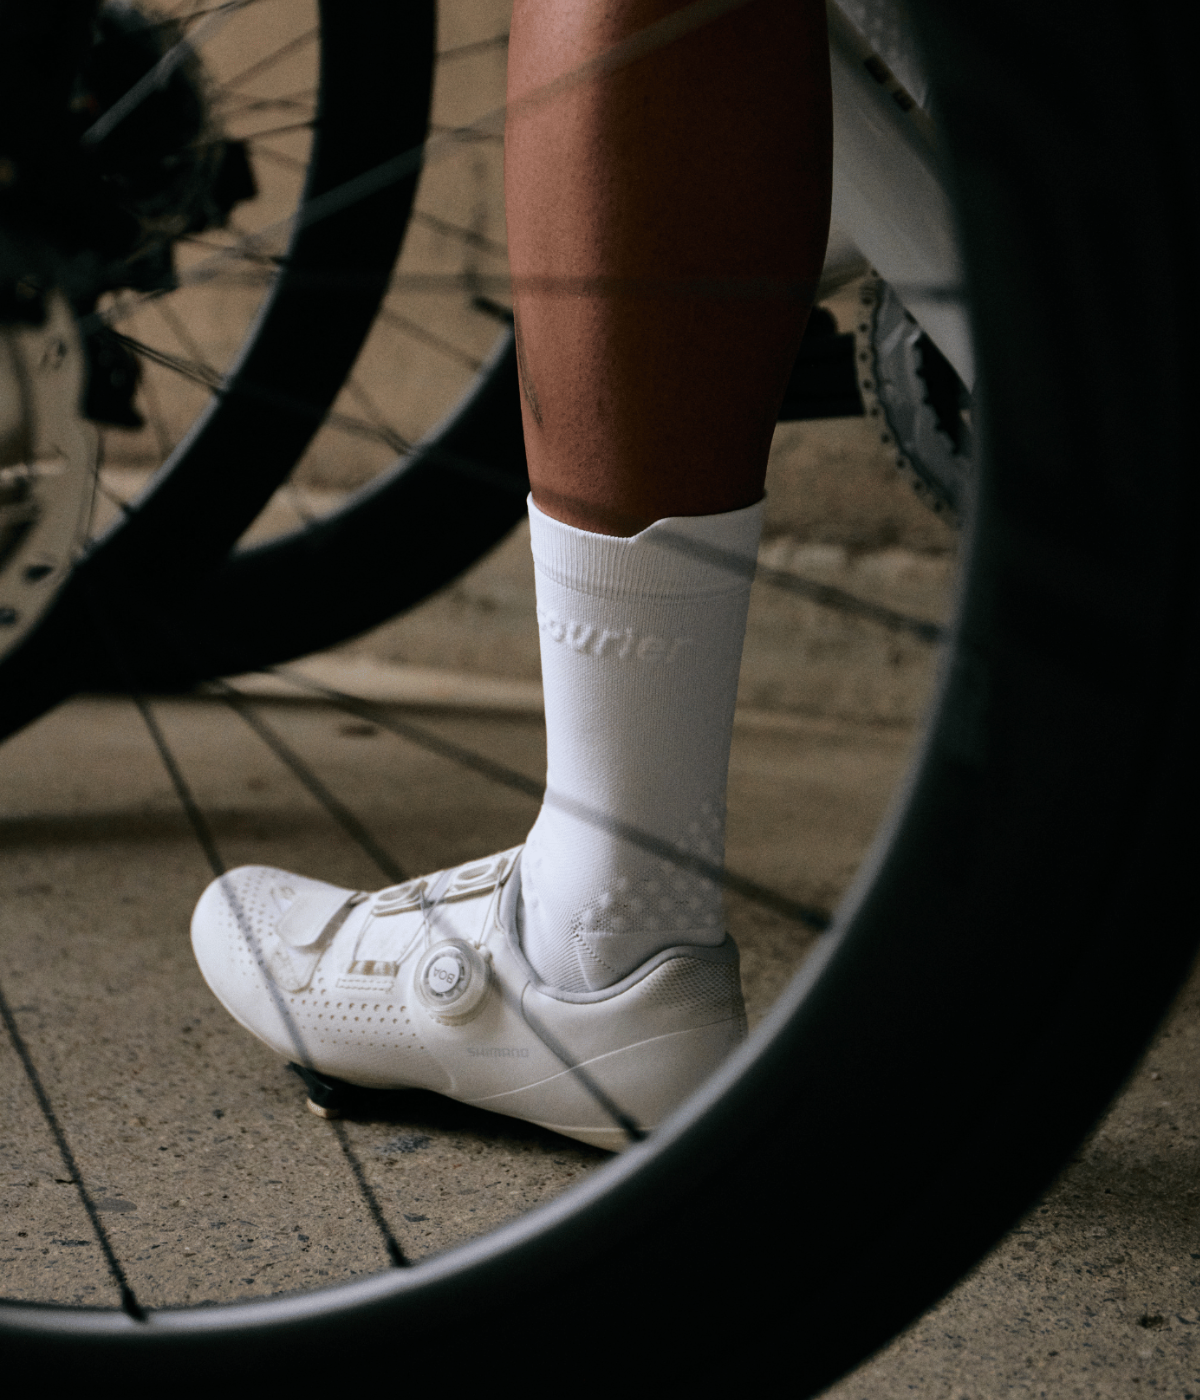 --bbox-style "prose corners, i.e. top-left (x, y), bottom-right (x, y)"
top-left (520, 495), bottom-right (762, 992)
